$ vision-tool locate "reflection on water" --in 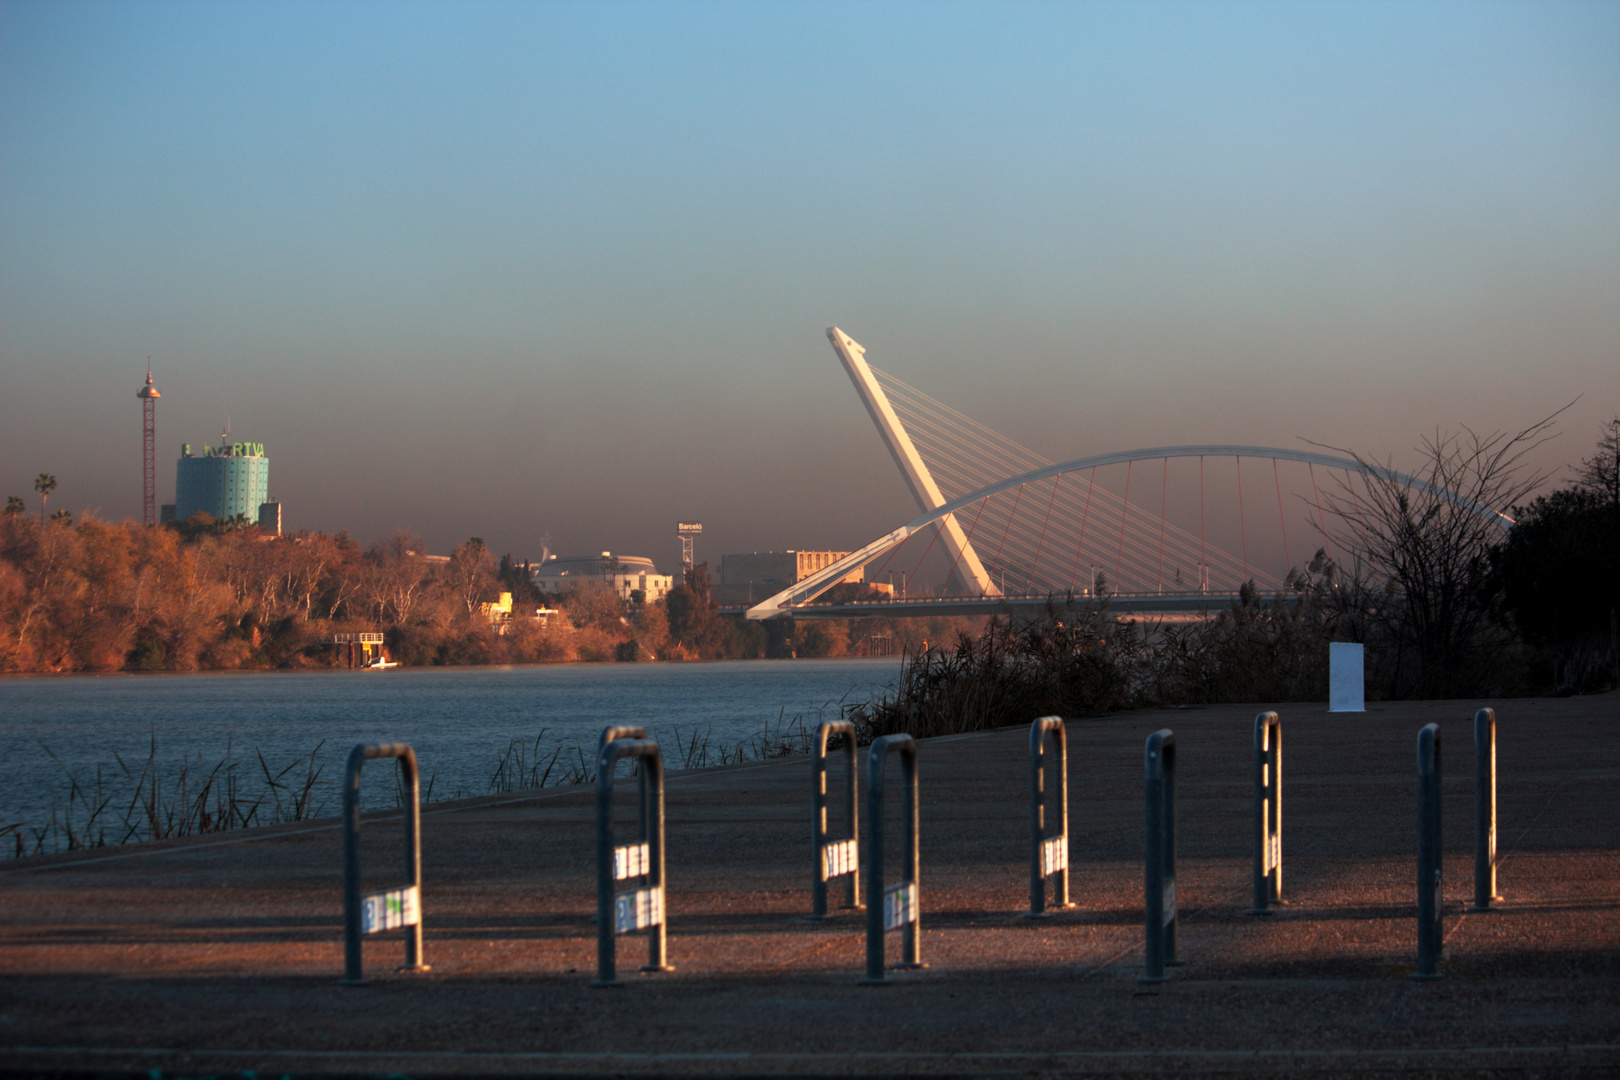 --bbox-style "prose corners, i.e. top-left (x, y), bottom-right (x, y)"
top-left (0, 659), bottom-right (900, 842)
